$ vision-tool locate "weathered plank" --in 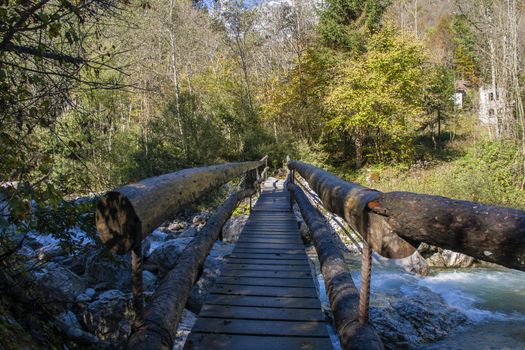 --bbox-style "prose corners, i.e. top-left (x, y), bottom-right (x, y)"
top-left (184, 334), bottom-right (333, 350)
top-left (190, 318), bottom-right (328, 337)
top-left (217, 276), bottom-right (316, 288)
top-left (205, 294), bottom-right (322, 309)
top-left (199, 304), bottom-right (324, 321)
